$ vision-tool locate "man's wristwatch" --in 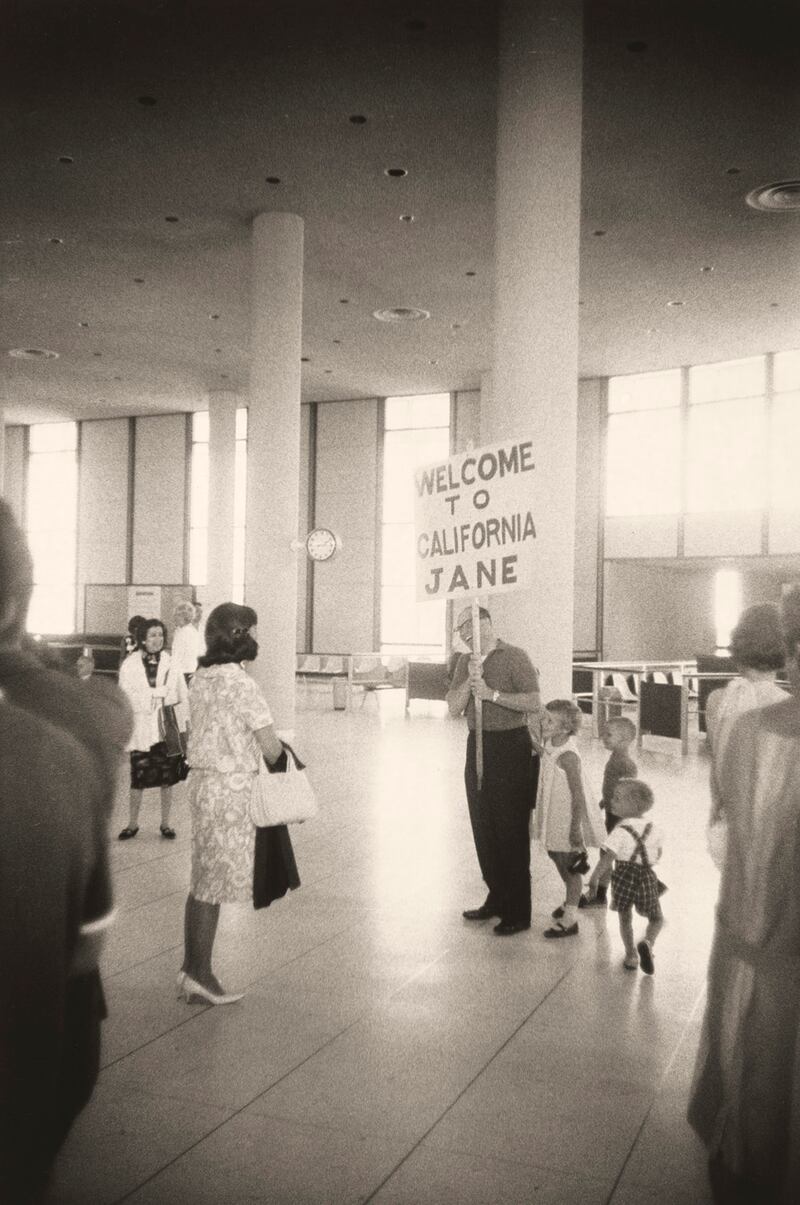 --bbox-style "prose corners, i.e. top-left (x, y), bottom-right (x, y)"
top-left (492, 689), bottom-right (500, 703)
